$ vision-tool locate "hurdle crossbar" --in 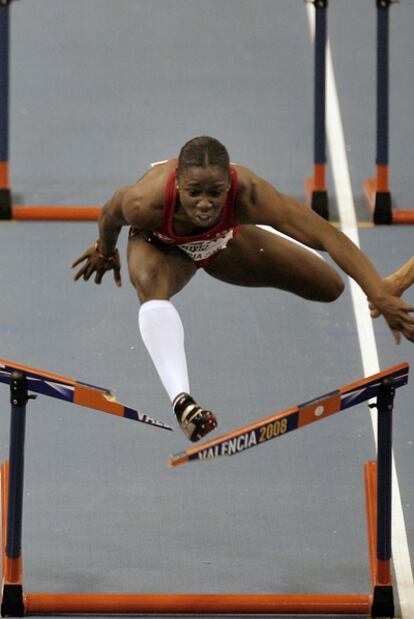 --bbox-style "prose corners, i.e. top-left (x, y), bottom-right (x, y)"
top-left (169, 362), bottom-right (408, 466)
top-left (0, 359), bottom-right (172, 431)
top-left (1, 363), bottom-right (408, 617)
